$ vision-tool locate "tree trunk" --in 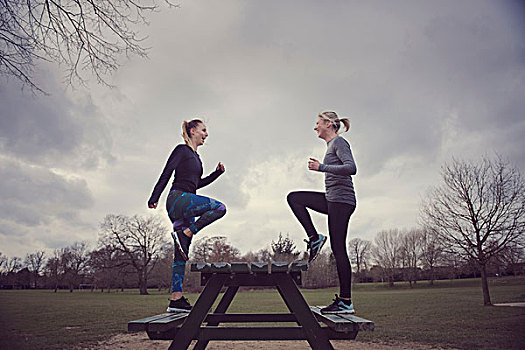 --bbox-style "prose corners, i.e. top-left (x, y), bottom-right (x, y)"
top-left (388, 273), bottom-right (394, 287)
top-left (139, 271), bottom-right (148, 295)
top-left (479, 264), bottom-right (492, 306)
